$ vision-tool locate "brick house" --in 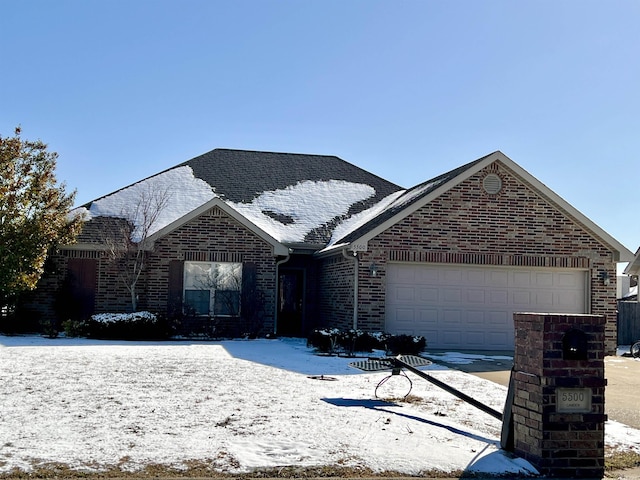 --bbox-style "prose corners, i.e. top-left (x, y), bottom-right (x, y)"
top-left (22, 149), bottom-right (632, 353)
